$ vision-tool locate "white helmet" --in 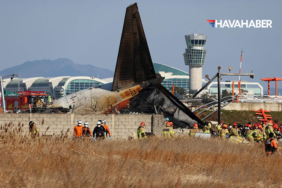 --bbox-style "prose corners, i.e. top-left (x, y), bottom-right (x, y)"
top-left (97, 121), bottom-right (101, 127)
top-left (103, 119), bottom-right (106, 124)
top-left (84, 121), bottom-right (89, 127)
top-left (77, 120), bottom-right (82, 125)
